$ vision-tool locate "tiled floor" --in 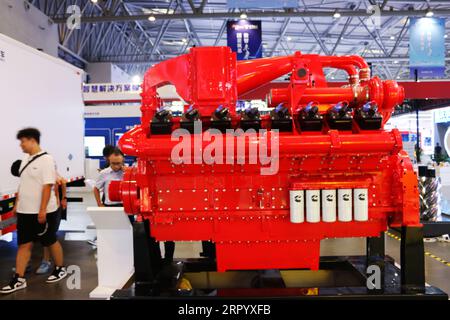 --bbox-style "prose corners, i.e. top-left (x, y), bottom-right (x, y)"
top-left (1, 190), bottom-right (449, 299)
